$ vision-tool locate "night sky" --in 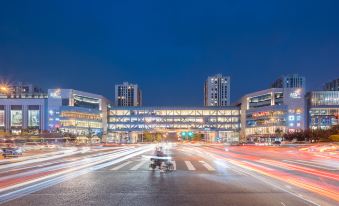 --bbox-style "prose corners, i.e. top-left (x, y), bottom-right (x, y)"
top-left (0, 0), bottom-right (338, 106)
